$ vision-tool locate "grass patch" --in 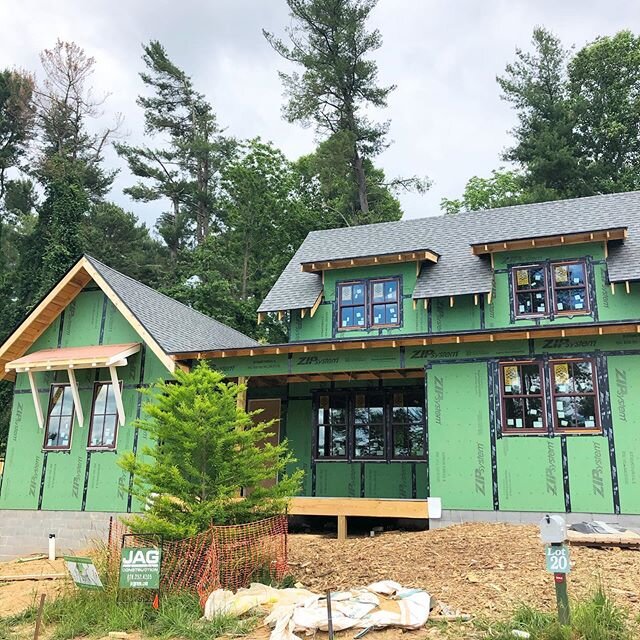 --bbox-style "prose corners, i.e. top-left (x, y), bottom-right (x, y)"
top-left (477, 585), bottom-right (636, 639)
top-left (0, 588), bottom-right (256, 640)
